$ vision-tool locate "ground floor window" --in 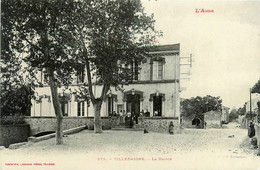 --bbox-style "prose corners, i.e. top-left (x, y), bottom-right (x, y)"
top-left (153, 96), bottom-right (162, 116)
top-left (77, 101), bottom-right (85, 116)
top-left (107, 97), bottom-right (114, 116)
top-left (61, 101), bottom-right (68, 117)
